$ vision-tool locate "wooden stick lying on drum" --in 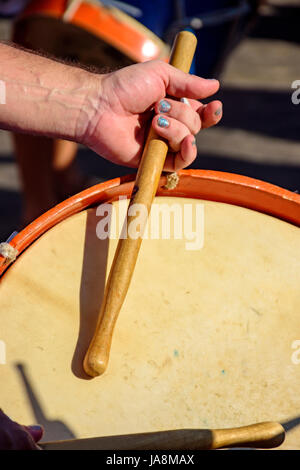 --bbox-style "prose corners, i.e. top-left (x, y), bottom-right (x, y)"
top-left (40, 421), bottom-right (285, 450)
top-left (83, 31), bottom-right (198, 377)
